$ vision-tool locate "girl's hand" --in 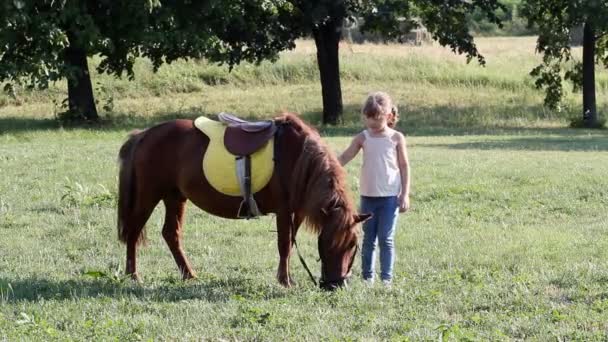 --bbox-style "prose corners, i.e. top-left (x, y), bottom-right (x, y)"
top-left (398, 194), bottom-right (410, 213)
